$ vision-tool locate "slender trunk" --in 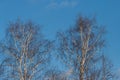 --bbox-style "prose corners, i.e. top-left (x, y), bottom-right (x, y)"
top-left (80, 48), bottom-right (85, 80)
